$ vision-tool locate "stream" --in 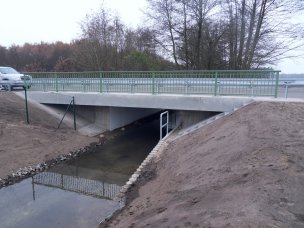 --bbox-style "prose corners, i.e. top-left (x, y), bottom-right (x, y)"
top-left (0, 118), bottom-right (159, 228)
